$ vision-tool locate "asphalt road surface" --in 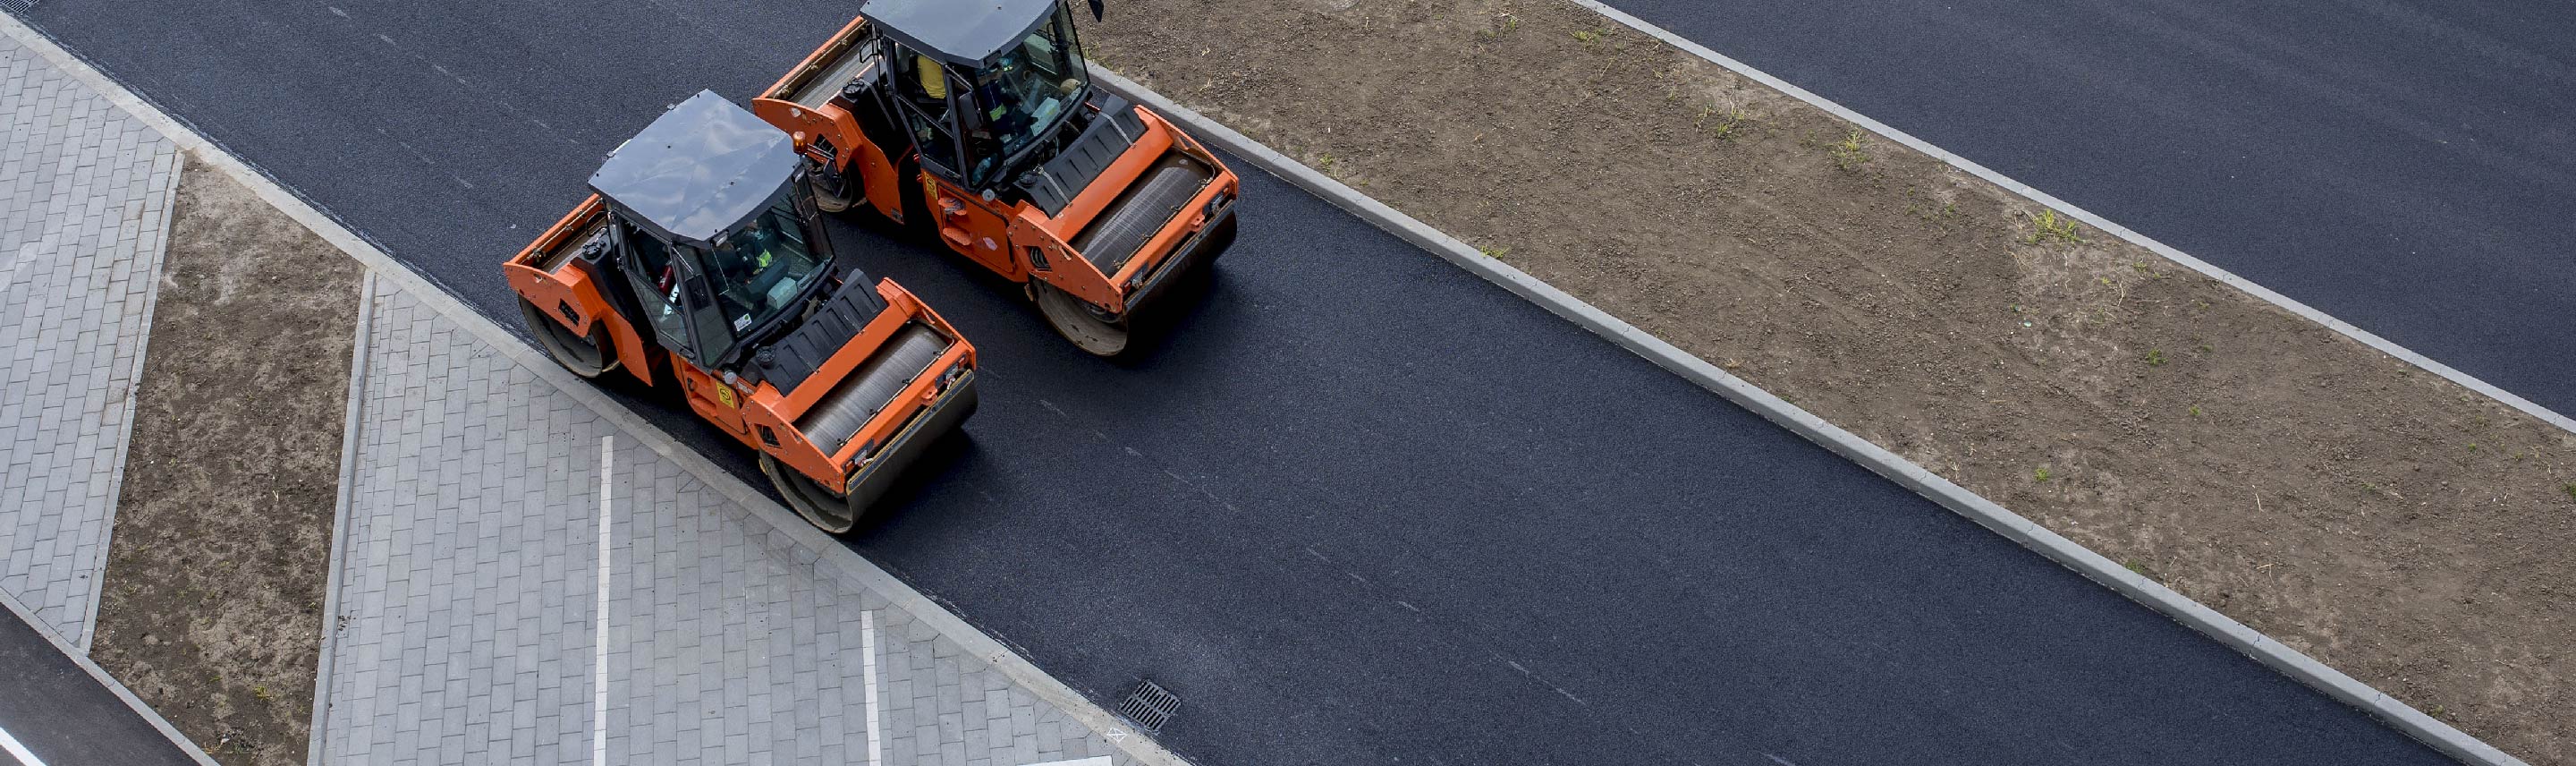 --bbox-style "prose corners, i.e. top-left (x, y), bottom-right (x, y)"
top-left (0, 603), bottom-right (198, 766)
top-left (1593, 0), bottom-right (2576, 417)
top-left (23, 2), bottom-right (2455, 763)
